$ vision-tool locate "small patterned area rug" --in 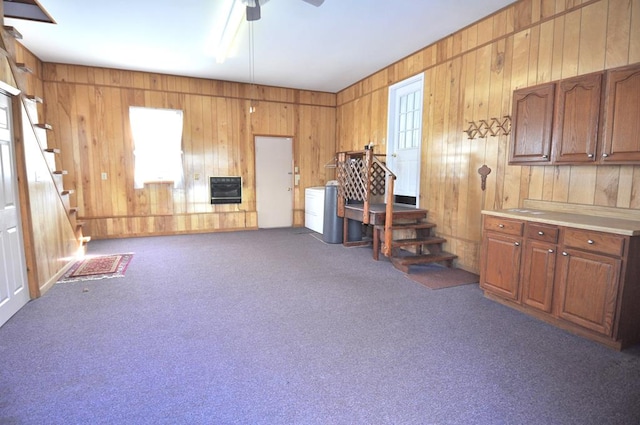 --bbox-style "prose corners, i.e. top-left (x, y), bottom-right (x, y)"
top-left (58, 254), bottom-right (133, 283)
top-left (406, 264), bottom-right (479, 290)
